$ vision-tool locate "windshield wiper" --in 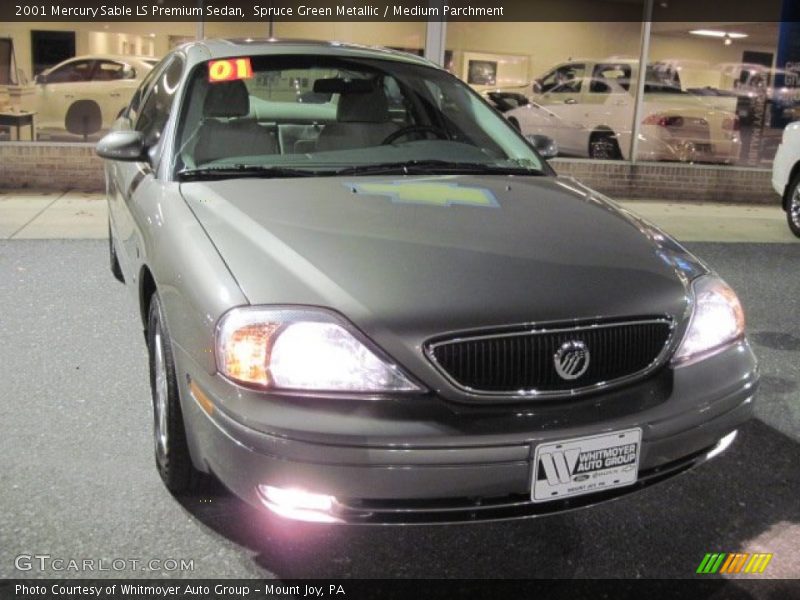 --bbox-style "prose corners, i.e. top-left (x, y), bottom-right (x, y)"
top-left (178, 164), bottom-right (318, 181)
top-left (332, 160), bottom-right (544, 177)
